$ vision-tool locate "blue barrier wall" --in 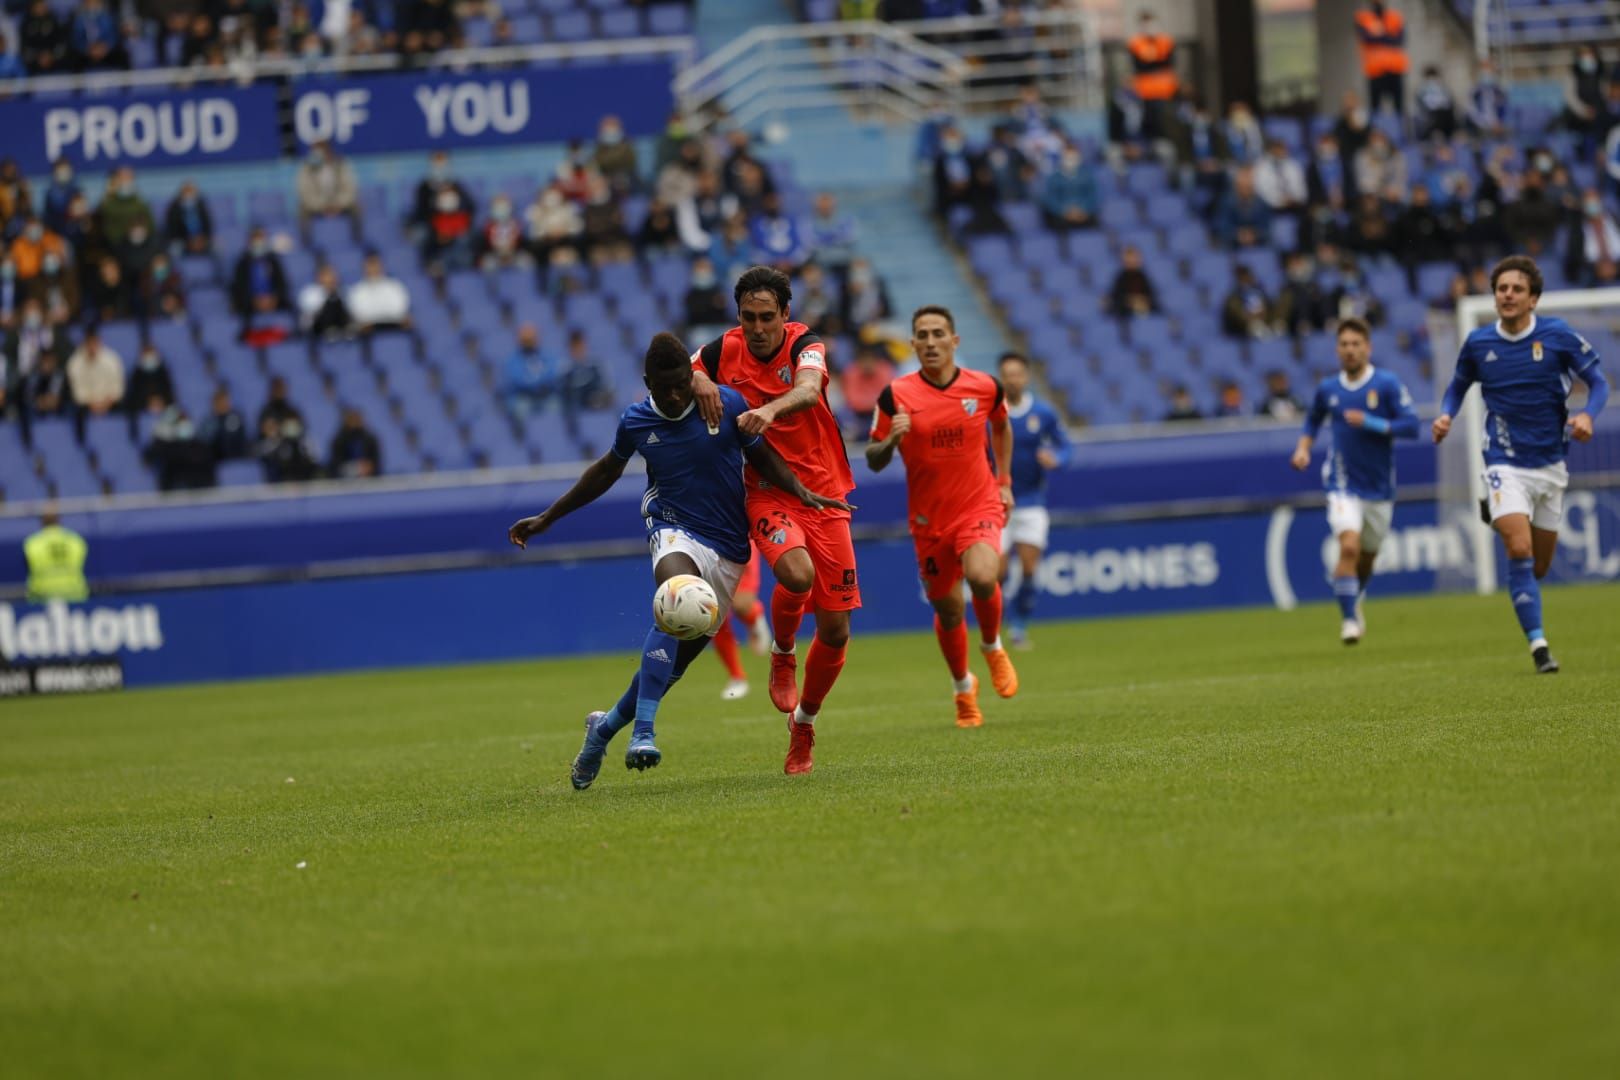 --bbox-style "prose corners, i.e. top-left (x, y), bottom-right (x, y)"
top-left (6, 492), bottom-right (1617, 688)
